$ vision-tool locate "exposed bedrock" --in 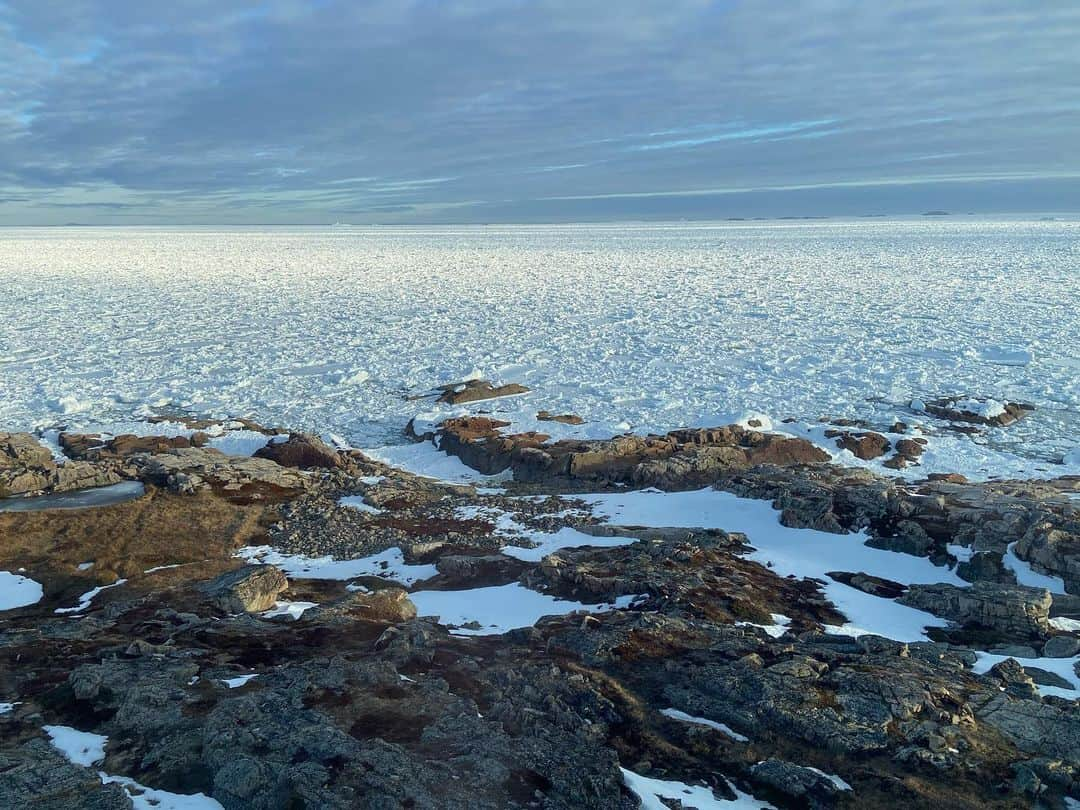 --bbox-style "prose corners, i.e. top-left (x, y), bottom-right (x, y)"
top-left (898, 582), bottom-right (1053, 639)
top-left (433, 418), bottom-right (829, 485)
top-left (0, 431), bottom-right (122, 497)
